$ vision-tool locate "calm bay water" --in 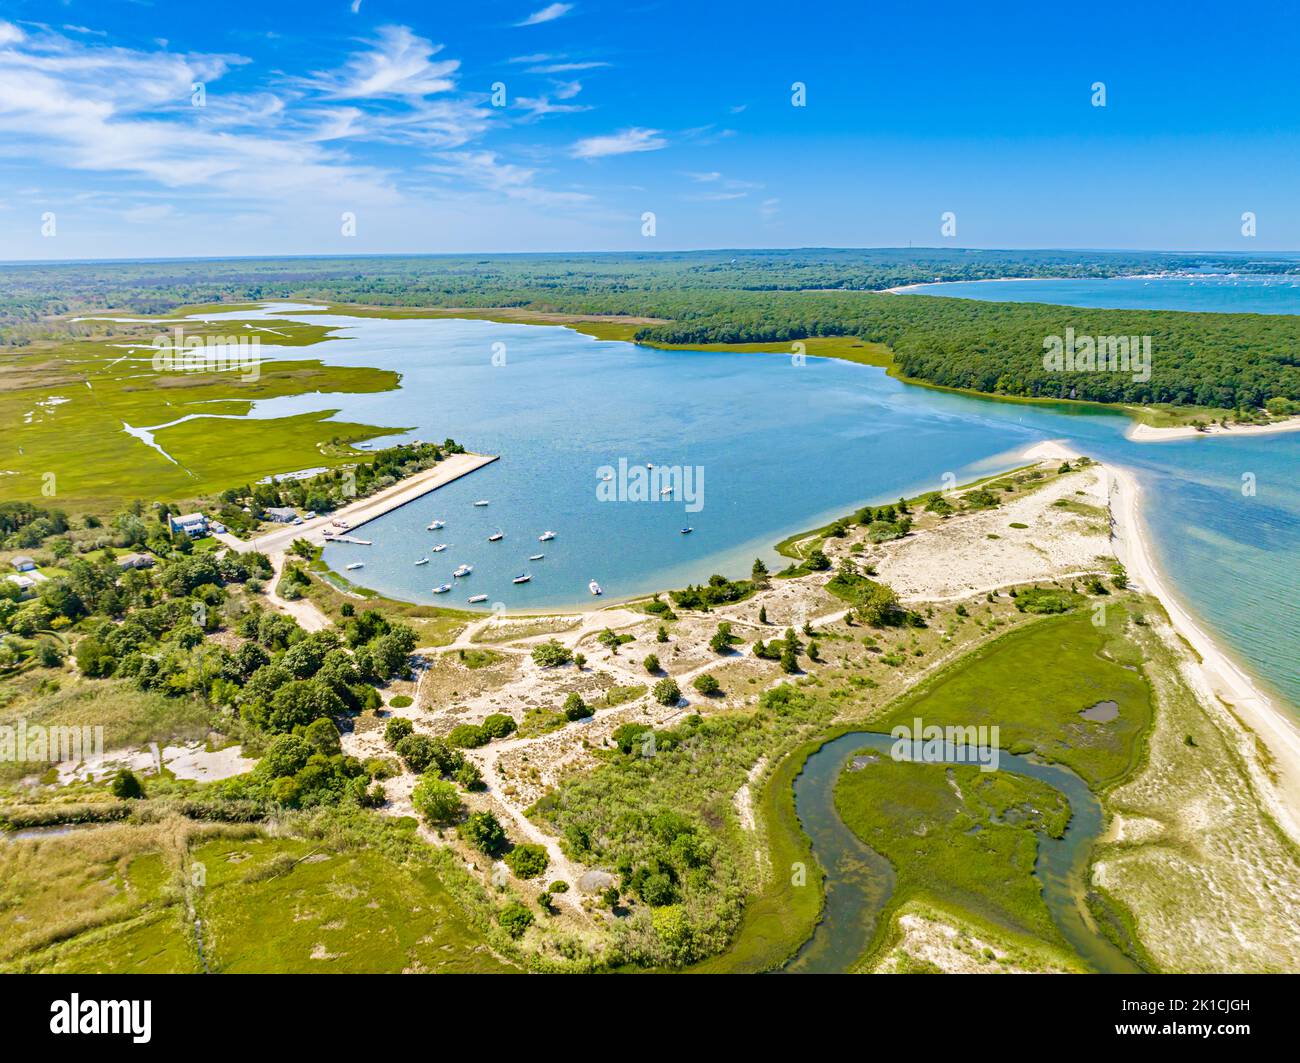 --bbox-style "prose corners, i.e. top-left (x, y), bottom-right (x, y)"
top-left (899, 273), bottom-right (1300, 313)
top-left (186, 305), bottom-right (1300, 713)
